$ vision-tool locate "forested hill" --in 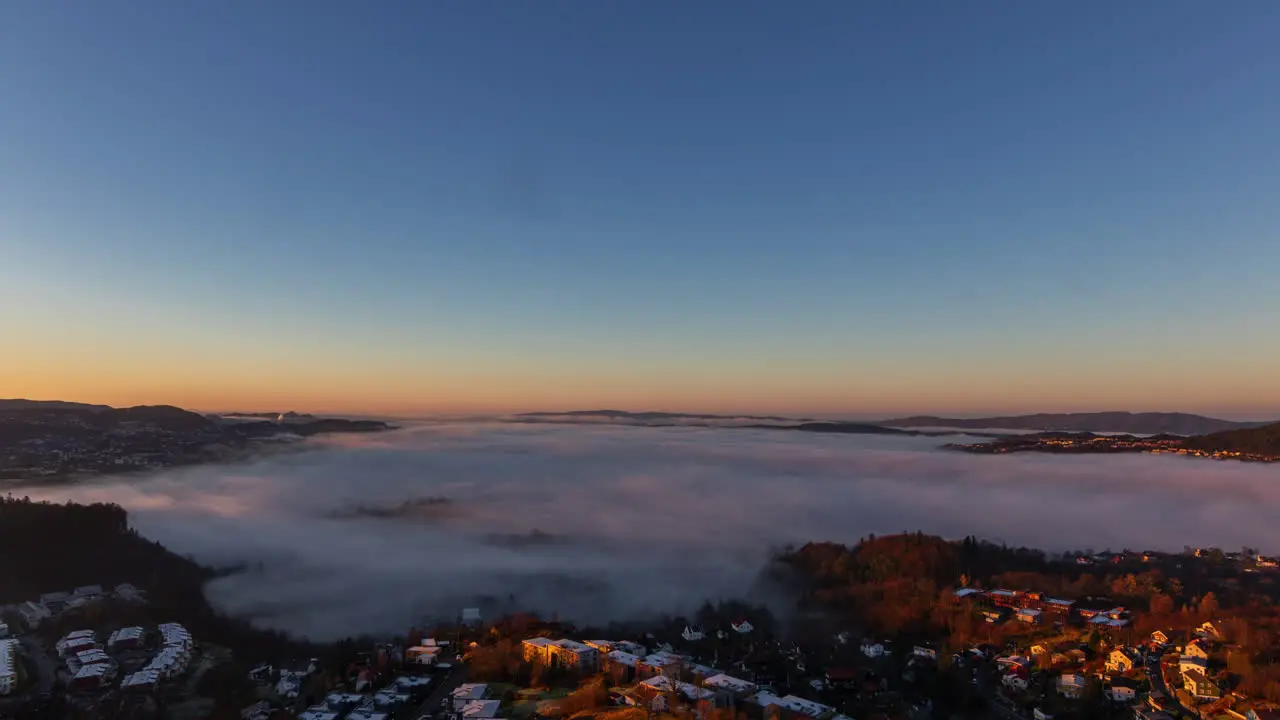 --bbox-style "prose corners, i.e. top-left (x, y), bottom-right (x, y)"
top-left (880, 411), bottom-right (1266, 435)
top-left (1181, 421), bottom-right (1280, 456)
top-left (0, 496), bottom-right (320, 661)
